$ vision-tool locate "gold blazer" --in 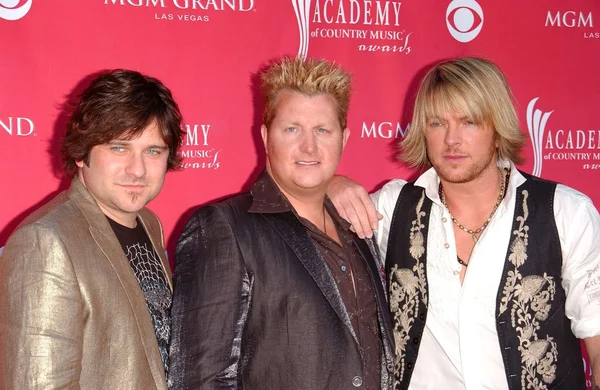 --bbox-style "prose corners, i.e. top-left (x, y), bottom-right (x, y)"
top-left (0, 177), bottom-right (171, 390)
